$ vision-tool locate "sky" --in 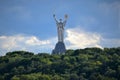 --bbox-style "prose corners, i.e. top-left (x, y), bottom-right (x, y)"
top-left (0, 0), bottom-right (120, 55)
